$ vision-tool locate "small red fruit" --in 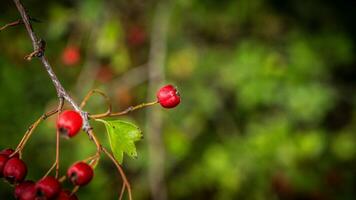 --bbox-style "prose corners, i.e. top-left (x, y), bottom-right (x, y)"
top-left (57, 110), bottom-right (83, 138)
top-left (0, 155), bottom-right (9, 177)
top-left (67, 162), bottom-right (93, 186)
top-left (14, 180), bottom-right (36, 200)
top-left (157, 84), bottom-right (181, 108)
top-left (3, 157), bottom-right (27, 183)
top-left (57, 190), bottom-right (79, 200)
top-left (35, 176), bottom-right (61, 199)
top-left (61, 46), bottom-right (81, 66)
